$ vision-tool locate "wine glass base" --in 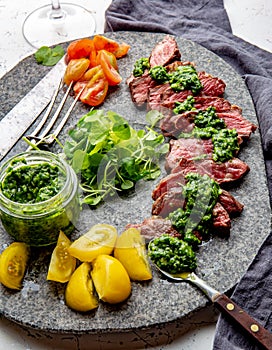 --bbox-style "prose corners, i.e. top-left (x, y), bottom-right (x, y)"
top-left (22, 3), bottom-right (96, 48)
